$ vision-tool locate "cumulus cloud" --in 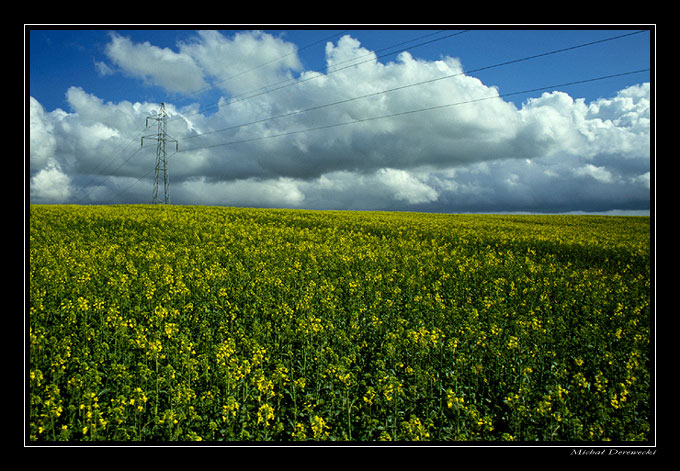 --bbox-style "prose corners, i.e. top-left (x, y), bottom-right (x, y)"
top-left (573, 164), bottom-right (615, 183)
top-left (104, 32), bottom-right (209, 93)
top-left (30, 159), bottom-right (72, 203)
top-left (28, 31), bottom-right (651, 213)
top-left (178, 30), bottom-right (302, 96)
top-left (29, 97), bottom-right (57, 172)
top-left (179, 36), bottom-right (522, 182)
top-left (377, 168), bottom-right (439, 204)
top-left (175, 176), bottom-right (305, 208)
